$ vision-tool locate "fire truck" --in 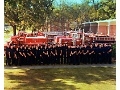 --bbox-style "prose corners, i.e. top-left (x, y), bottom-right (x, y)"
top-left (53, 31), bottom-right (82, 46)
top-left (4, 30), bottom-right (116, 49)
top-left (5, 31), bottom-right (48, 47)
top-left (84, 33), bottom-right (116, 44)
top-left (53, 31), bottom-right (115, 45)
